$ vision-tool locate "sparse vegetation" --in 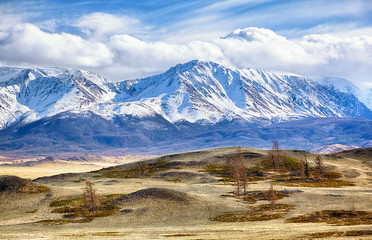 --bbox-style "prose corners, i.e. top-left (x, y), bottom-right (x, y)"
top-left (306, 230), bottom-right (372, 238)
top-left (97, 161), bottom-right (173, 178)
top-left (82, 180), bottom-right (100, 213)
top-left (63, 232), bottom-right (126, 237)
top-left (0, 176), bottom-right (49, 194)
top-left (275, 178), bottom-right (354, 187)
top-left (244, 189), bottom-right (288, 202)
top-left (27, 209), bottom-right (38, 213)
top-left (163, 233), bottom-right (197, 237)
top-left (45, 193), bottom-right (125, 225)
top-left (212, 203), bottom-right (295, 222)
top-left (1, 147), bottom-right (370, 239)
top-left (202, 163), bottom-right (230, 181)
top-left (227, 147), bottom-right (247, 196)
top-left (286, 210), bottom-right (372, 225)
top-left (212, 212), bottom-right (284, 222)
top-left (314, 154), bottom-right (326, 179)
